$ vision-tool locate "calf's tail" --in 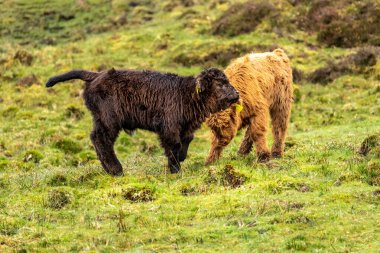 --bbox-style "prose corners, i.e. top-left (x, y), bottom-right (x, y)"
top-left (45, 69), bottom-right (99, 87)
